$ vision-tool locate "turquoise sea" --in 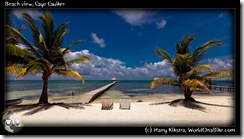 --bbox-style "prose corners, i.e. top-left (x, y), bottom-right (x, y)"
top-left (5, 80), bottom-right (234, 100)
